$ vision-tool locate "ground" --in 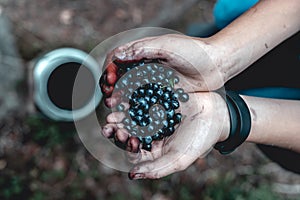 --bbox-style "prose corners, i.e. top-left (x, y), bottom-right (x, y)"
top-left (0, 0), bottom-right (300, 199)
